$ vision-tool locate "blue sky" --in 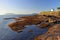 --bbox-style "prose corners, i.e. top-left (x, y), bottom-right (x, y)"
top-left (0, 0), bottom-right (60, 15)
